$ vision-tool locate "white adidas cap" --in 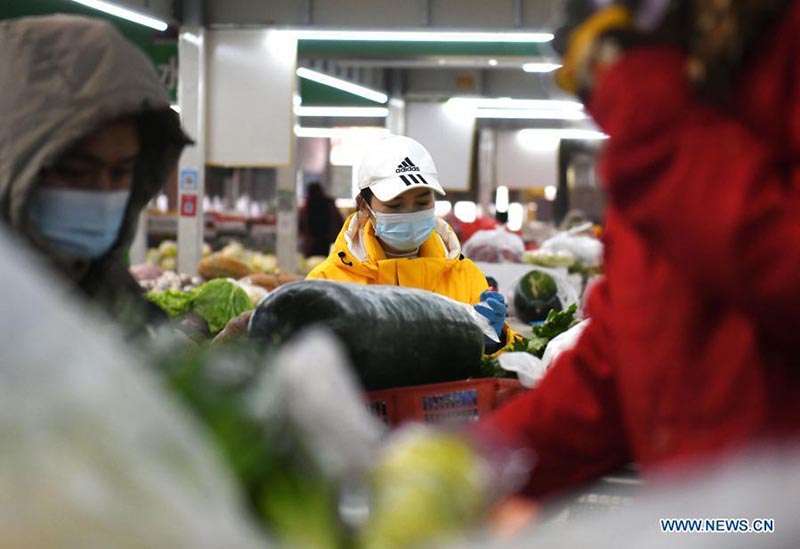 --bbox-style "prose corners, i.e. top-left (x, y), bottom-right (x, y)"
top-left (355, 135), bottom-right (446, 202)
